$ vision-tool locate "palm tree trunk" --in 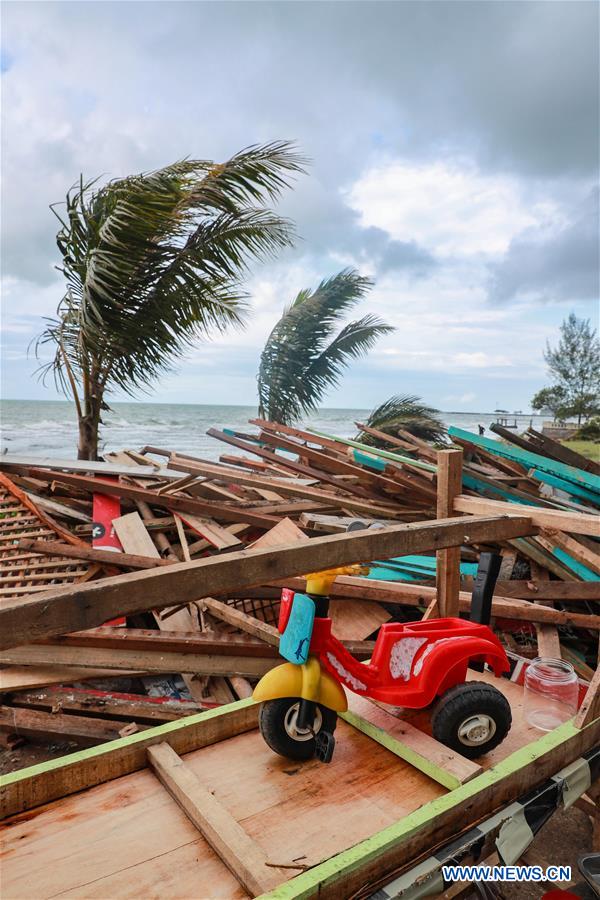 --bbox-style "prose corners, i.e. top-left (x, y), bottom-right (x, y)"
top-left (77, 414), bottom-right (100, 460)
top-left (77, 369), bottom-right (103, 460)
